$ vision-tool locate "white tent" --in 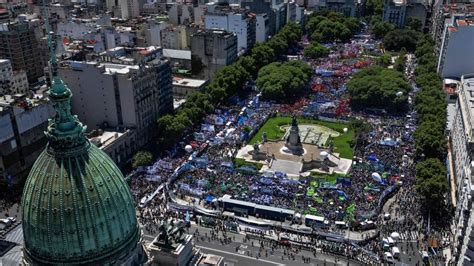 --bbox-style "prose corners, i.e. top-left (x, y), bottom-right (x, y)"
top-left (371, 172), bottom-right (382, 182)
